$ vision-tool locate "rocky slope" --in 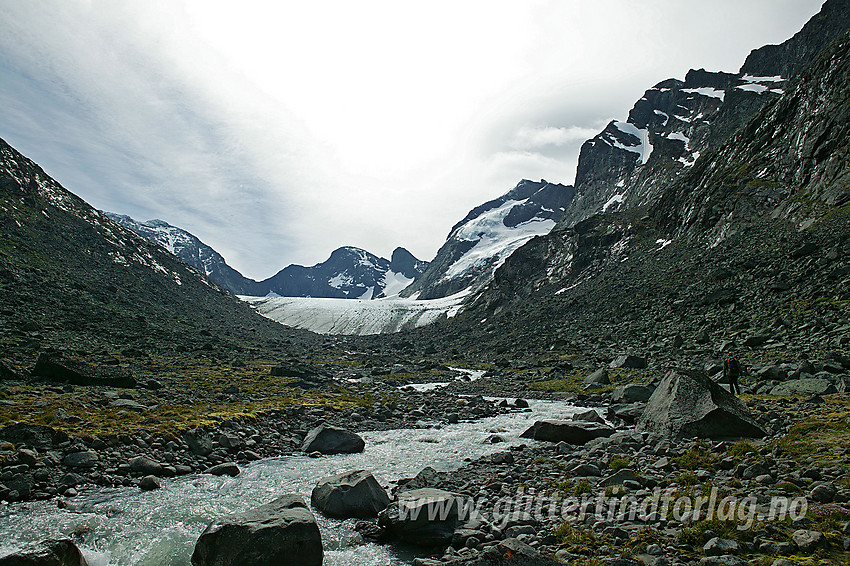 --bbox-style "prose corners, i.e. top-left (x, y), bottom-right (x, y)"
top-left (103, 213), bottom-right (259, 295)
top-left (400, 179), bottom-right (574, 300)
top-left (405, 7), bottom-right (850, 370)
top-left (107, 213), bottom-right (428, 299)
top-left (0, 137), bottom-right (313, 367)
